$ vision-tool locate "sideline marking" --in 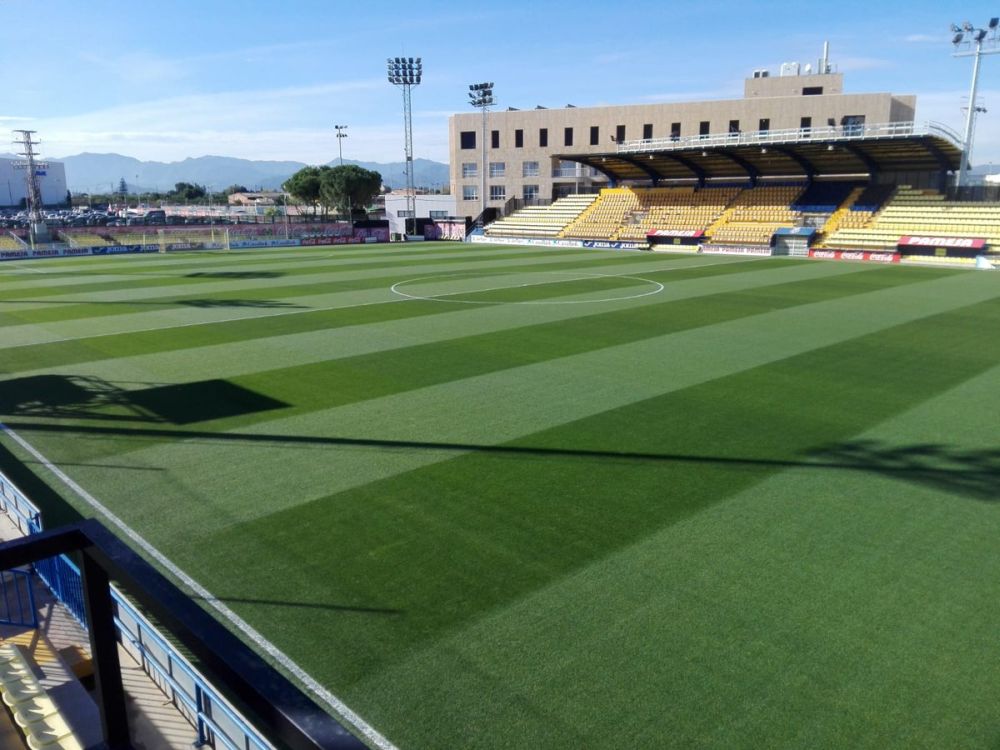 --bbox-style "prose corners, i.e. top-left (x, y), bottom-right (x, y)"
top-left (0, 421), bottom-right (399, 750)
top-left (390, 270), bottom-right (665, 305)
